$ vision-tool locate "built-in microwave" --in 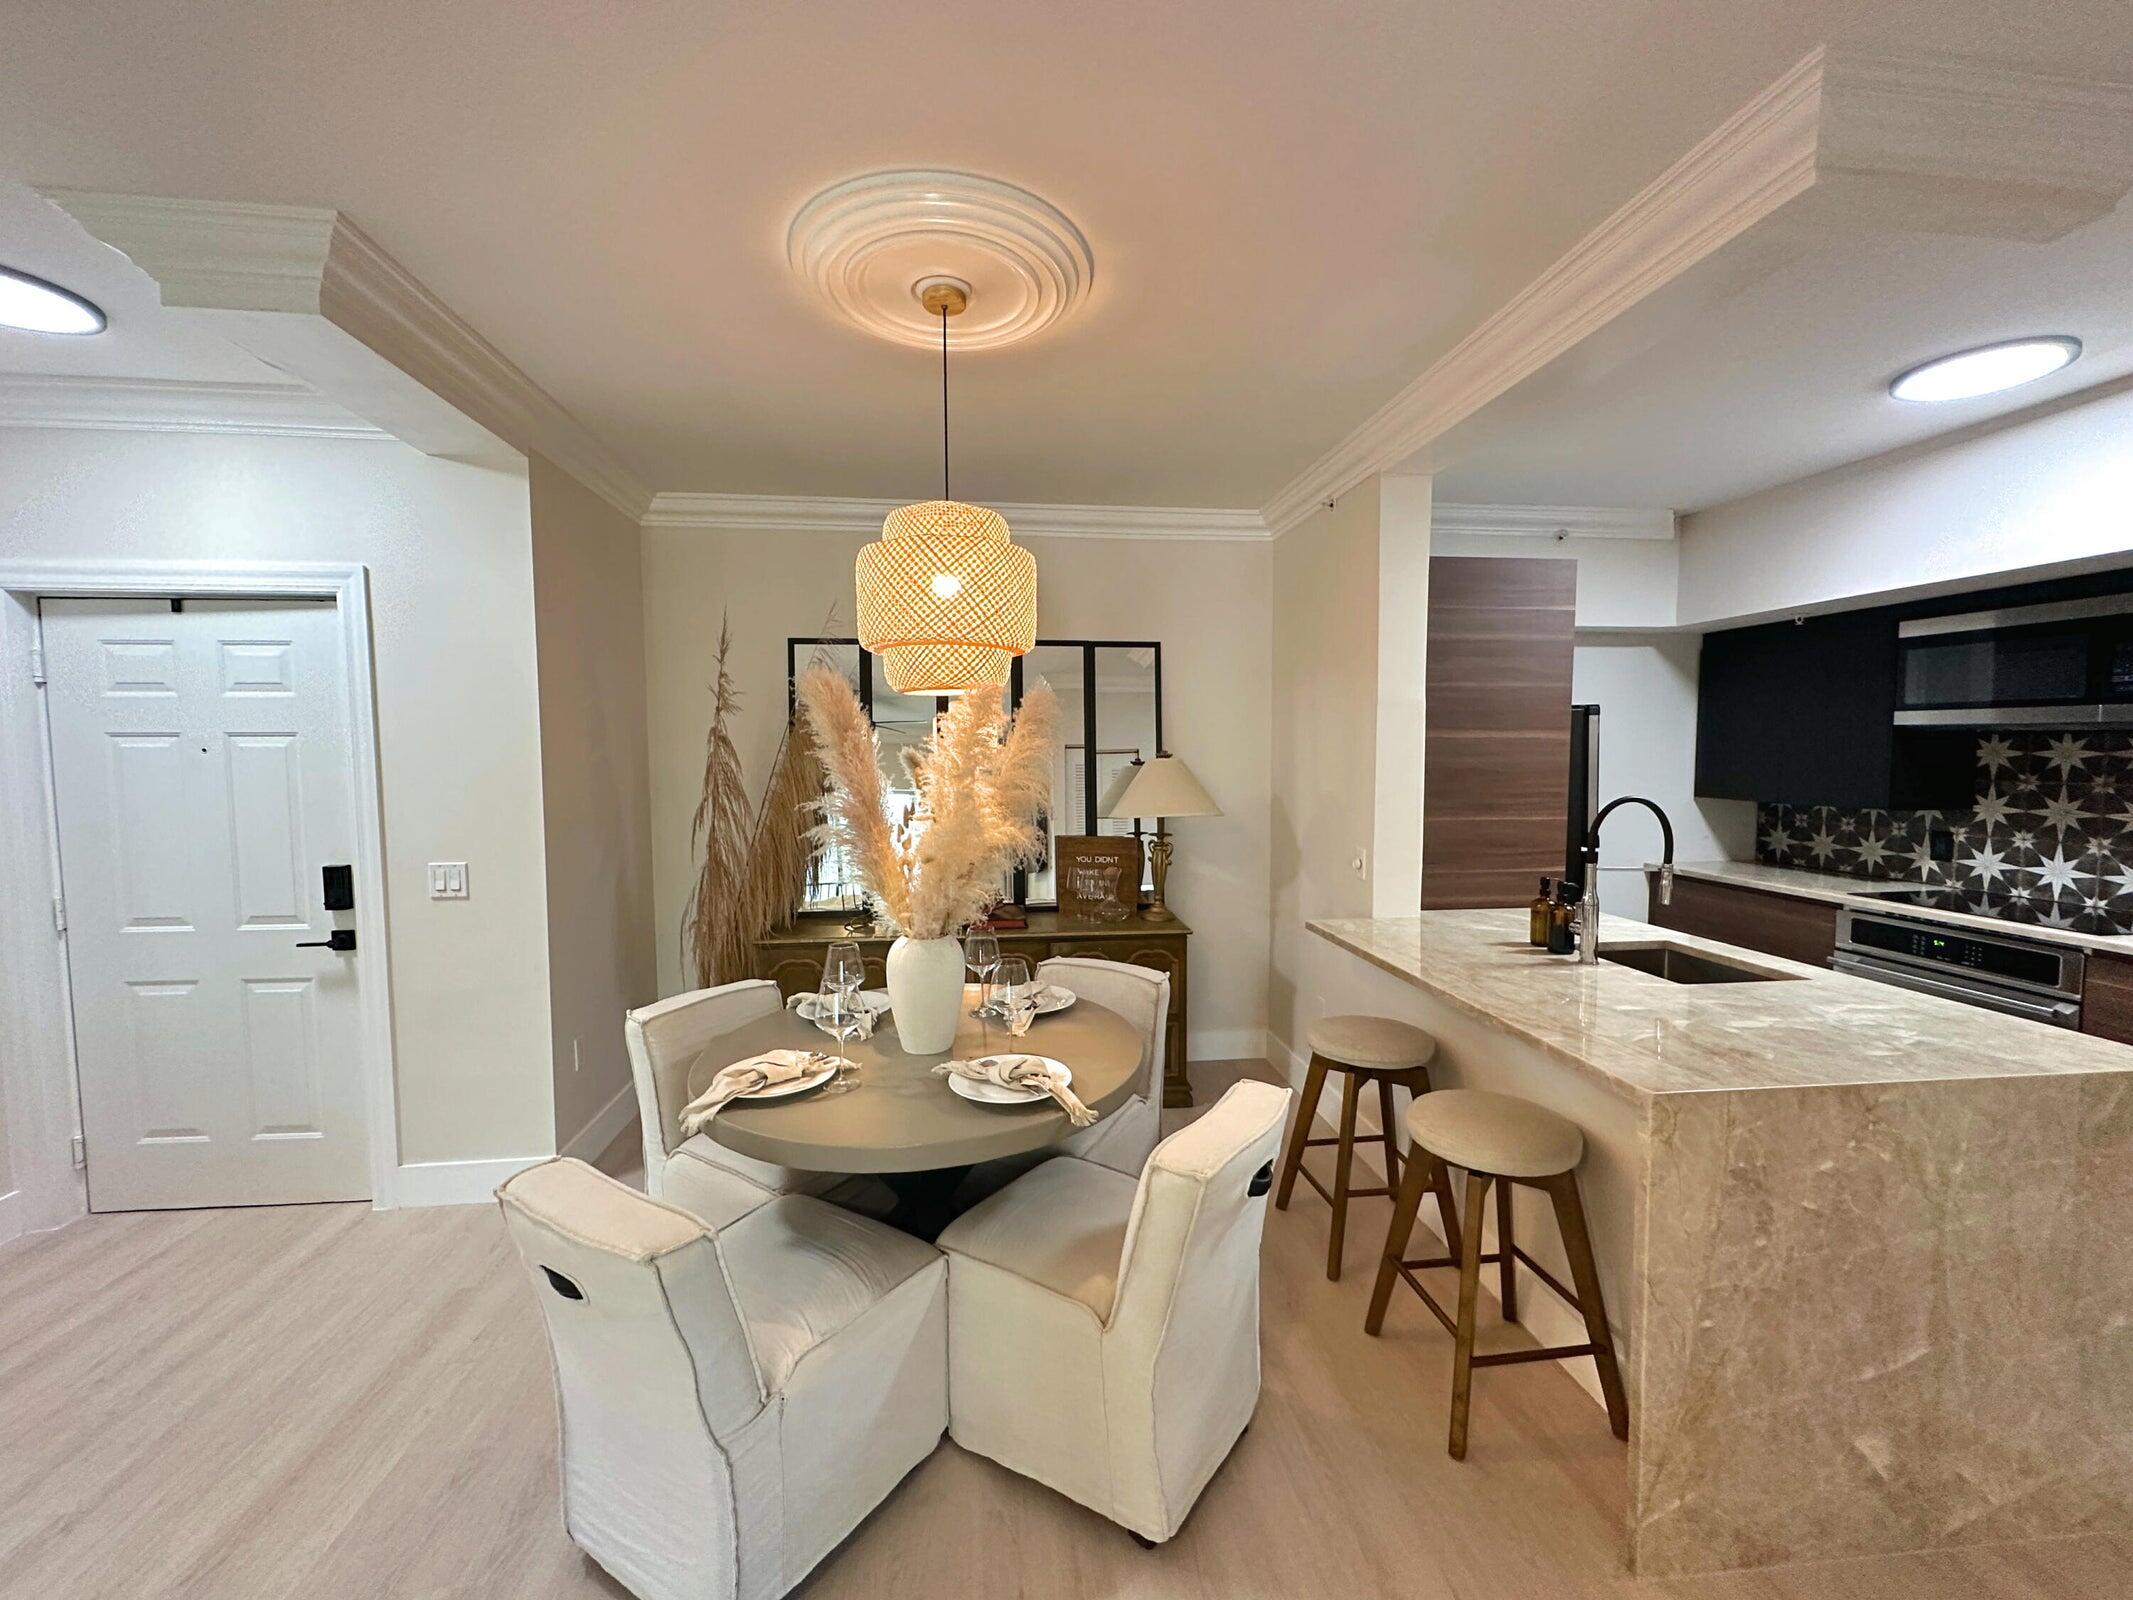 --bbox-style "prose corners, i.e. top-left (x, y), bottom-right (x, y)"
top-left (1894, 593), bottom-right (2133, 727)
